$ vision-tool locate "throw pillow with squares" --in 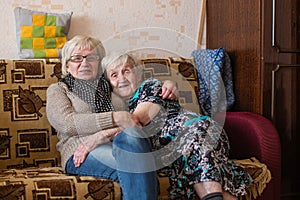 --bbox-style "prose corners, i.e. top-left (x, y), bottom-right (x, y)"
top-left (14, 7), bottom-right (72, 58)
